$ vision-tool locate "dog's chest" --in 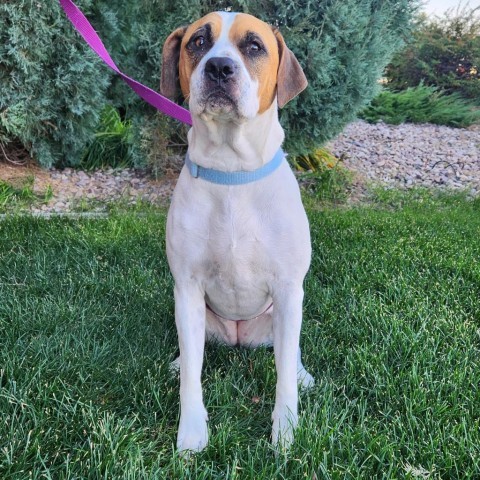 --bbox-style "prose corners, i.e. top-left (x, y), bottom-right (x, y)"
top-left (167, 164), bottom-right (311, 316)
top-left (200, 191), bottom-right (282, 316)
top-left (203, 189), bottom-right (275, 279)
